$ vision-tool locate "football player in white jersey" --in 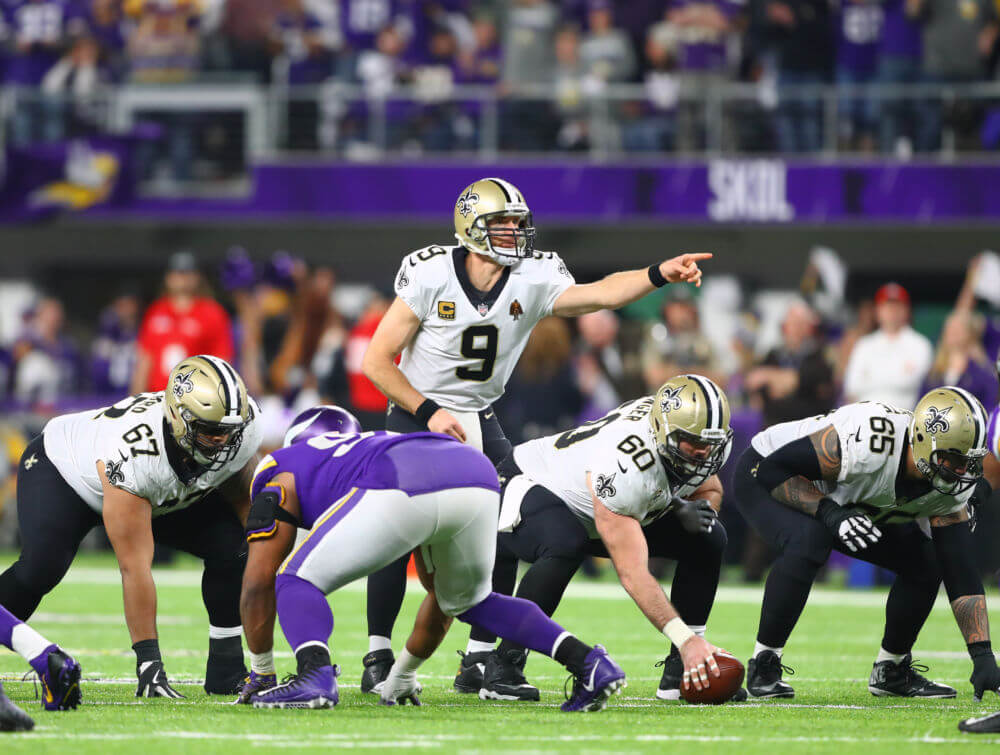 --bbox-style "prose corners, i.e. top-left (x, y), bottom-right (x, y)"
top-left (735, 387), bottom-right (1000, 701)
top-left (0, 355), bottom-right (263, 699)
top-left (463, 375), bottom-right (735, 701)
top-left (359, 176), bottom-right (712, 692)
